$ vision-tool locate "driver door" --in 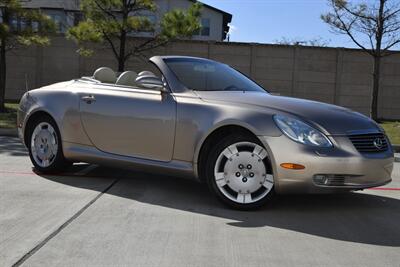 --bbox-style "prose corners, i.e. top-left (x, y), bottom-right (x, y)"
top-left (79, 84), bottom-right (176, 162)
